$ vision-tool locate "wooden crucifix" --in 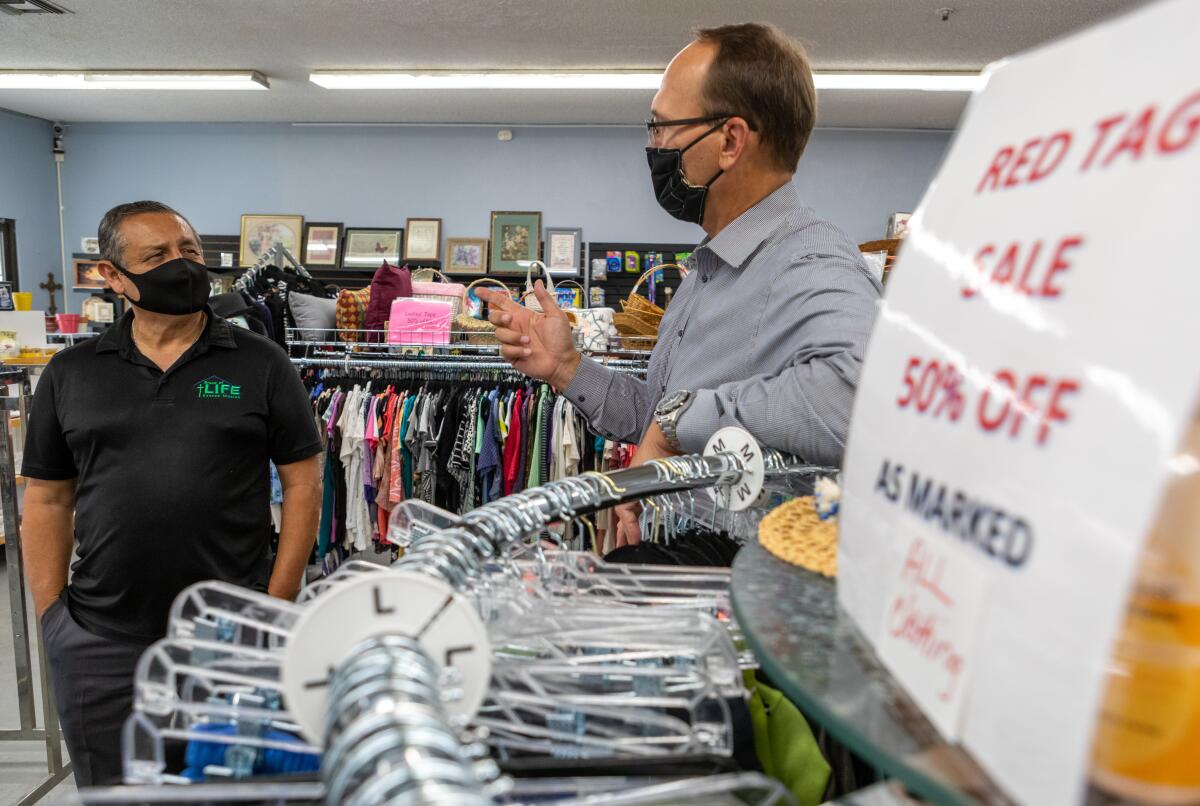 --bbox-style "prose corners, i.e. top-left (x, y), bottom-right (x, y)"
top-left (39, 272), bottom-right (63, 316)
